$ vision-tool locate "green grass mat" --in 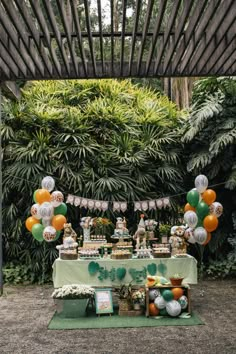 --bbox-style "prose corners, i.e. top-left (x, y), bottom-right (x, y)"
top-left (48, 312), bottom-right (204, 330)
